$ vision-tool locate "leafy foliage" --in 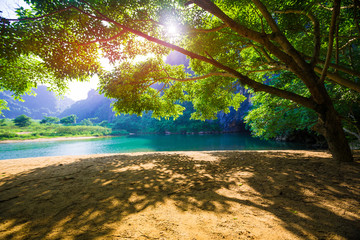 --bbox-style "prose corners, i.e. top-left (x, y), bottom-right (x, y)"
top-left (0, 118), bottom-right (111, 140)
top-left (13, 114), bottom-right (32, 127)
top-left (40, 116), bottom-right (60, 124)
top-left (0, 99), bottom-right (9, 116)
top-left (245, 93), bottom-right (317, 139)
top-left (80, 118), bottom-right (94, 126)
top-left (111, 102), bottom-right (221, 134)
top-left (246, 73), bottom-right (360, 140)
top-left (60, 114), bottom-right (77, 125)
